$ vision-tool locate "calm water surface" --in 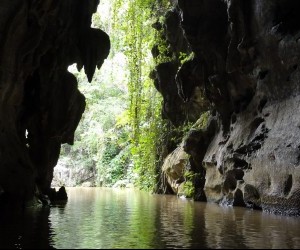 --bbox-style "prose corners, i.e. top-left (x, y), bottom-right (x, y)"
top-left (0, 187), bottom-right (299, 249)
